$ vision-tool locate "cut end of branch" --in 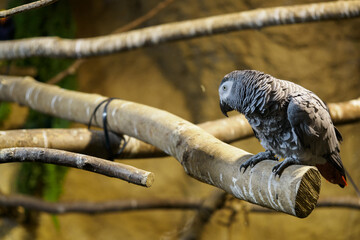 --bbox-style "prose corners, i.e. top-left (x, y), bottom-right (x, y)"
top-left (295, 167), bottom-right (321, 218)
top-left (143, 172), bottom-right (155, 188)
